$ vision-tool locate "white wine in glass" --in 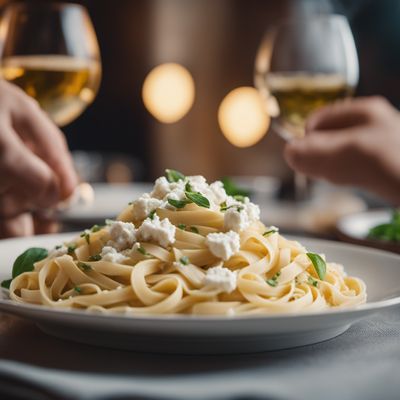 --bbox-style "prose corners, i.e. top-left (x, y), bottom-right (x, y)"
top-left (0, 3), bottom-right (101, 127)
top-left (266, 72), bottom-right (353, 140)
top-left (255, 13), bottom-right (359, 195)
